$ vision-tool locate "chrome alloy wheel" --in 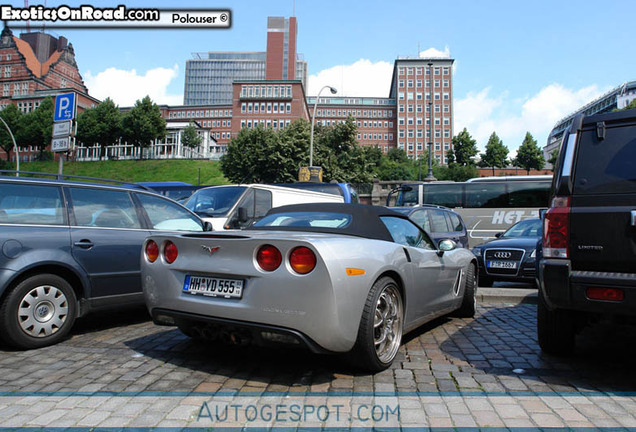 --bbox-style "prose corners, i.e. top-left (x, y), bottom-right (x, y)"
top-left (17, 285), bottom-right (69, 338)
top-left (373, 284), bottom-right (403, 363)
